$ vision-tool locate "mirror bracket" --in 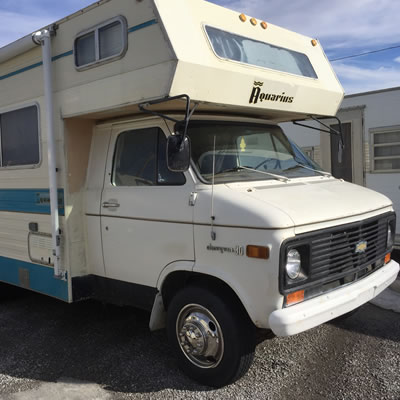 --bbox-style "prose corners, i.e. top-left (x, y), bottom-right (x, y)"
top-left (292, 115), bottom-right (345, 164)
